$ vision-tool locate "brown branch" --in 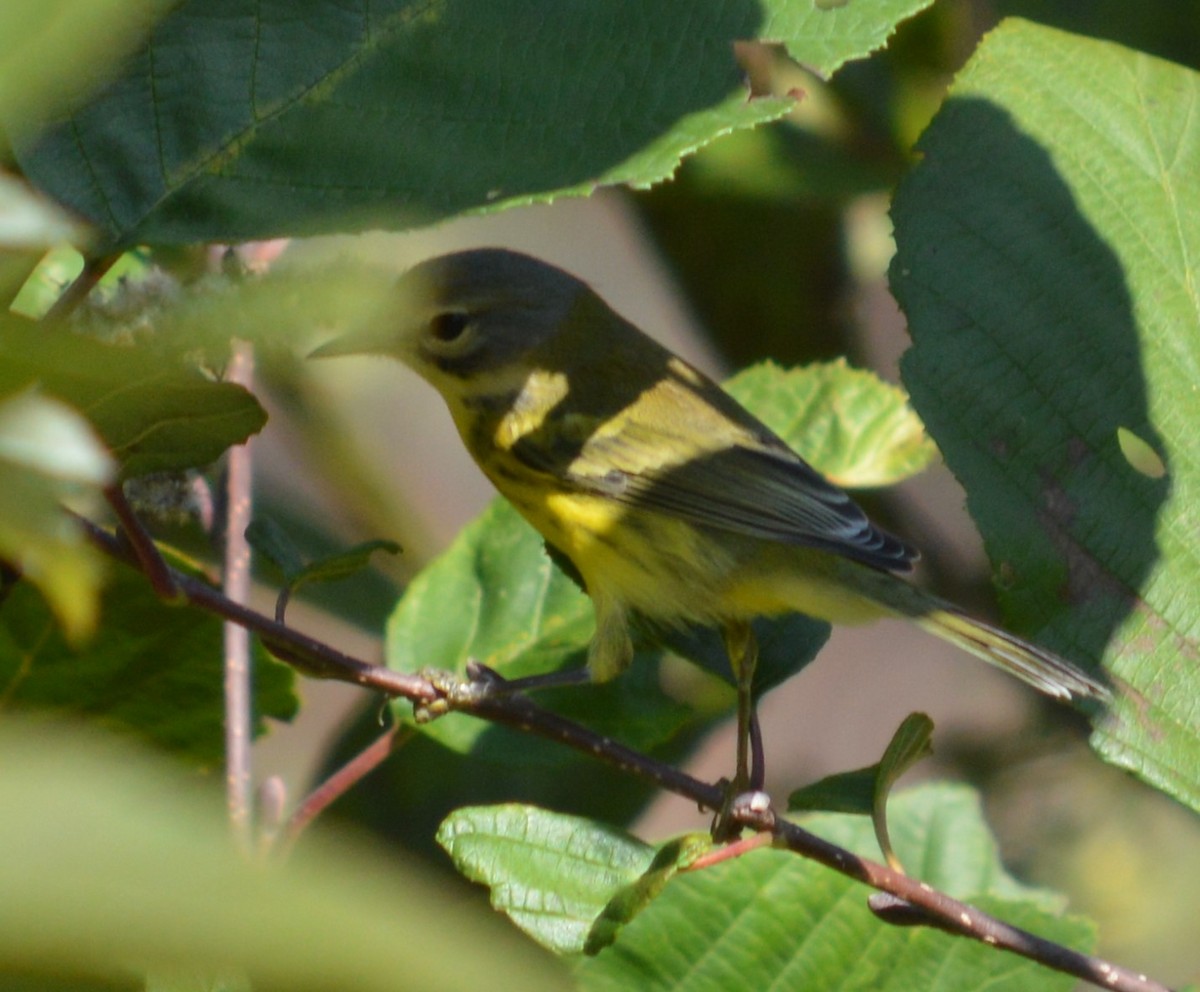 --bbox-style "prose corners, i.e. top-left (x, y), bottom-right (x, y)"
top-left (76, 514), bottom-right (1173, 992)
top-left (104, 486), bottom-right (181, 600)
top-left (77, 517), bottom-right (433, 699)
